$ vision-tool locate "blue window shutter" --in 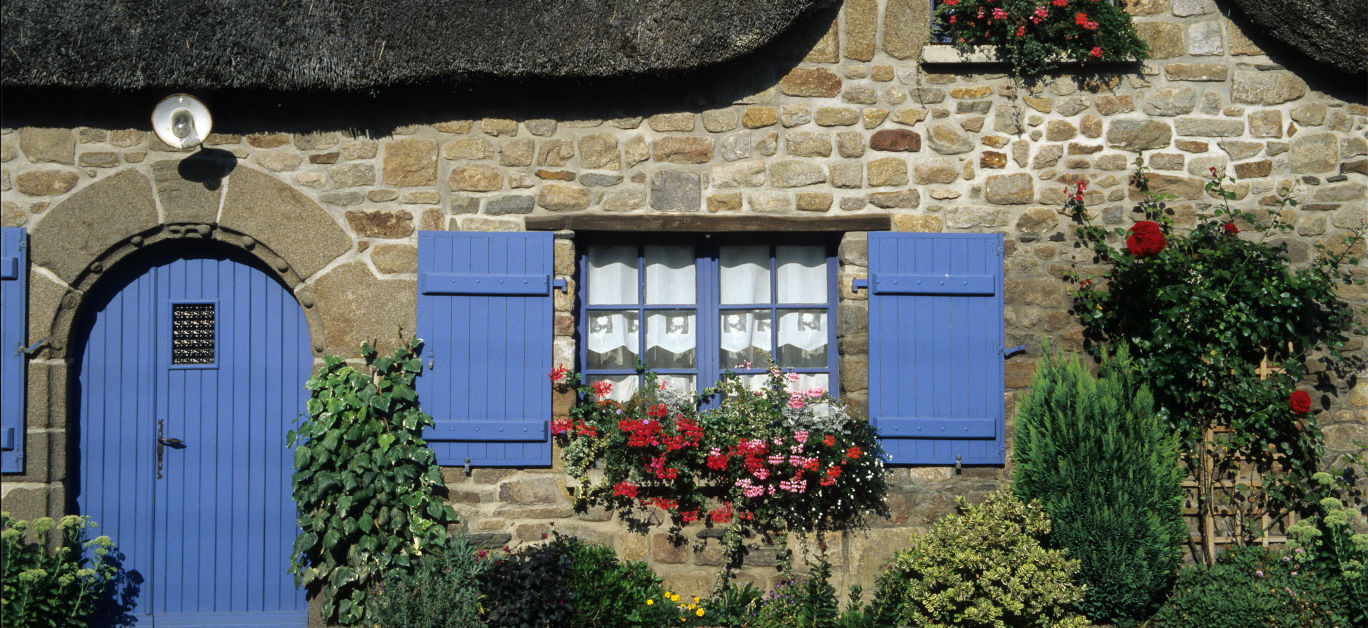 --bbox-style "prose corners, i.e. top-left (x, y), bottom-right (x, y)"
top-left (416, 231), bottom-right (553, 467)
top-left (1, 227), bottom-right (27, 473)
top-left (867, 232), bottom-right (1005, 465)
